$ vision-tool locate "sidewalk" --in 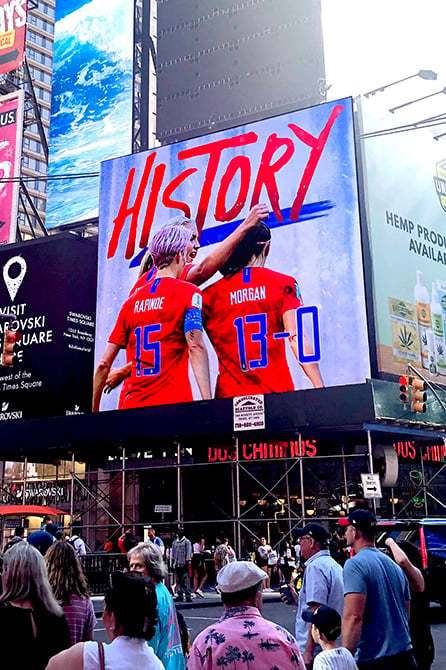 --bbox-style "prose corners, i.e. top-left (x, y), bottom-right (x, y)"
top-left (92, 587), bottom-right (281, 616)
